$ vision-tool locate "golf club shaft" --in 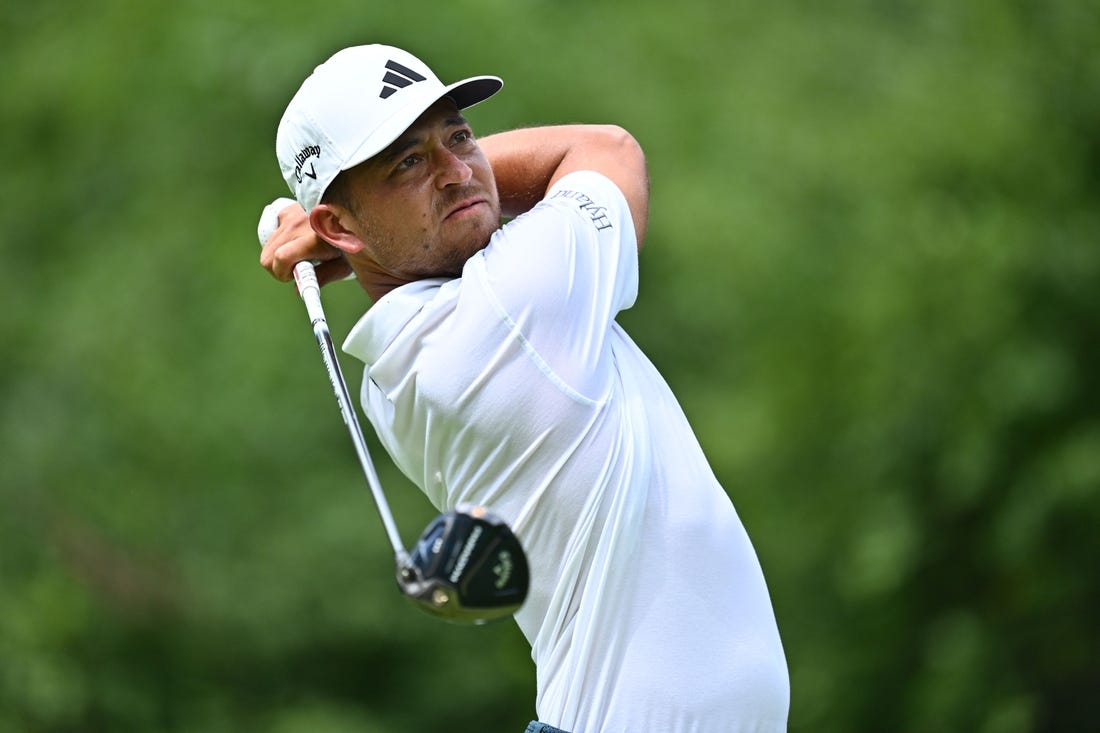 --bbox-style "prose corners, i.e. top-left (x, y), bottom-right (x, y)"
top-left (295, 261), bottom-right (409, 563)
top-left (258, 199), bottom-right (409, 565)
